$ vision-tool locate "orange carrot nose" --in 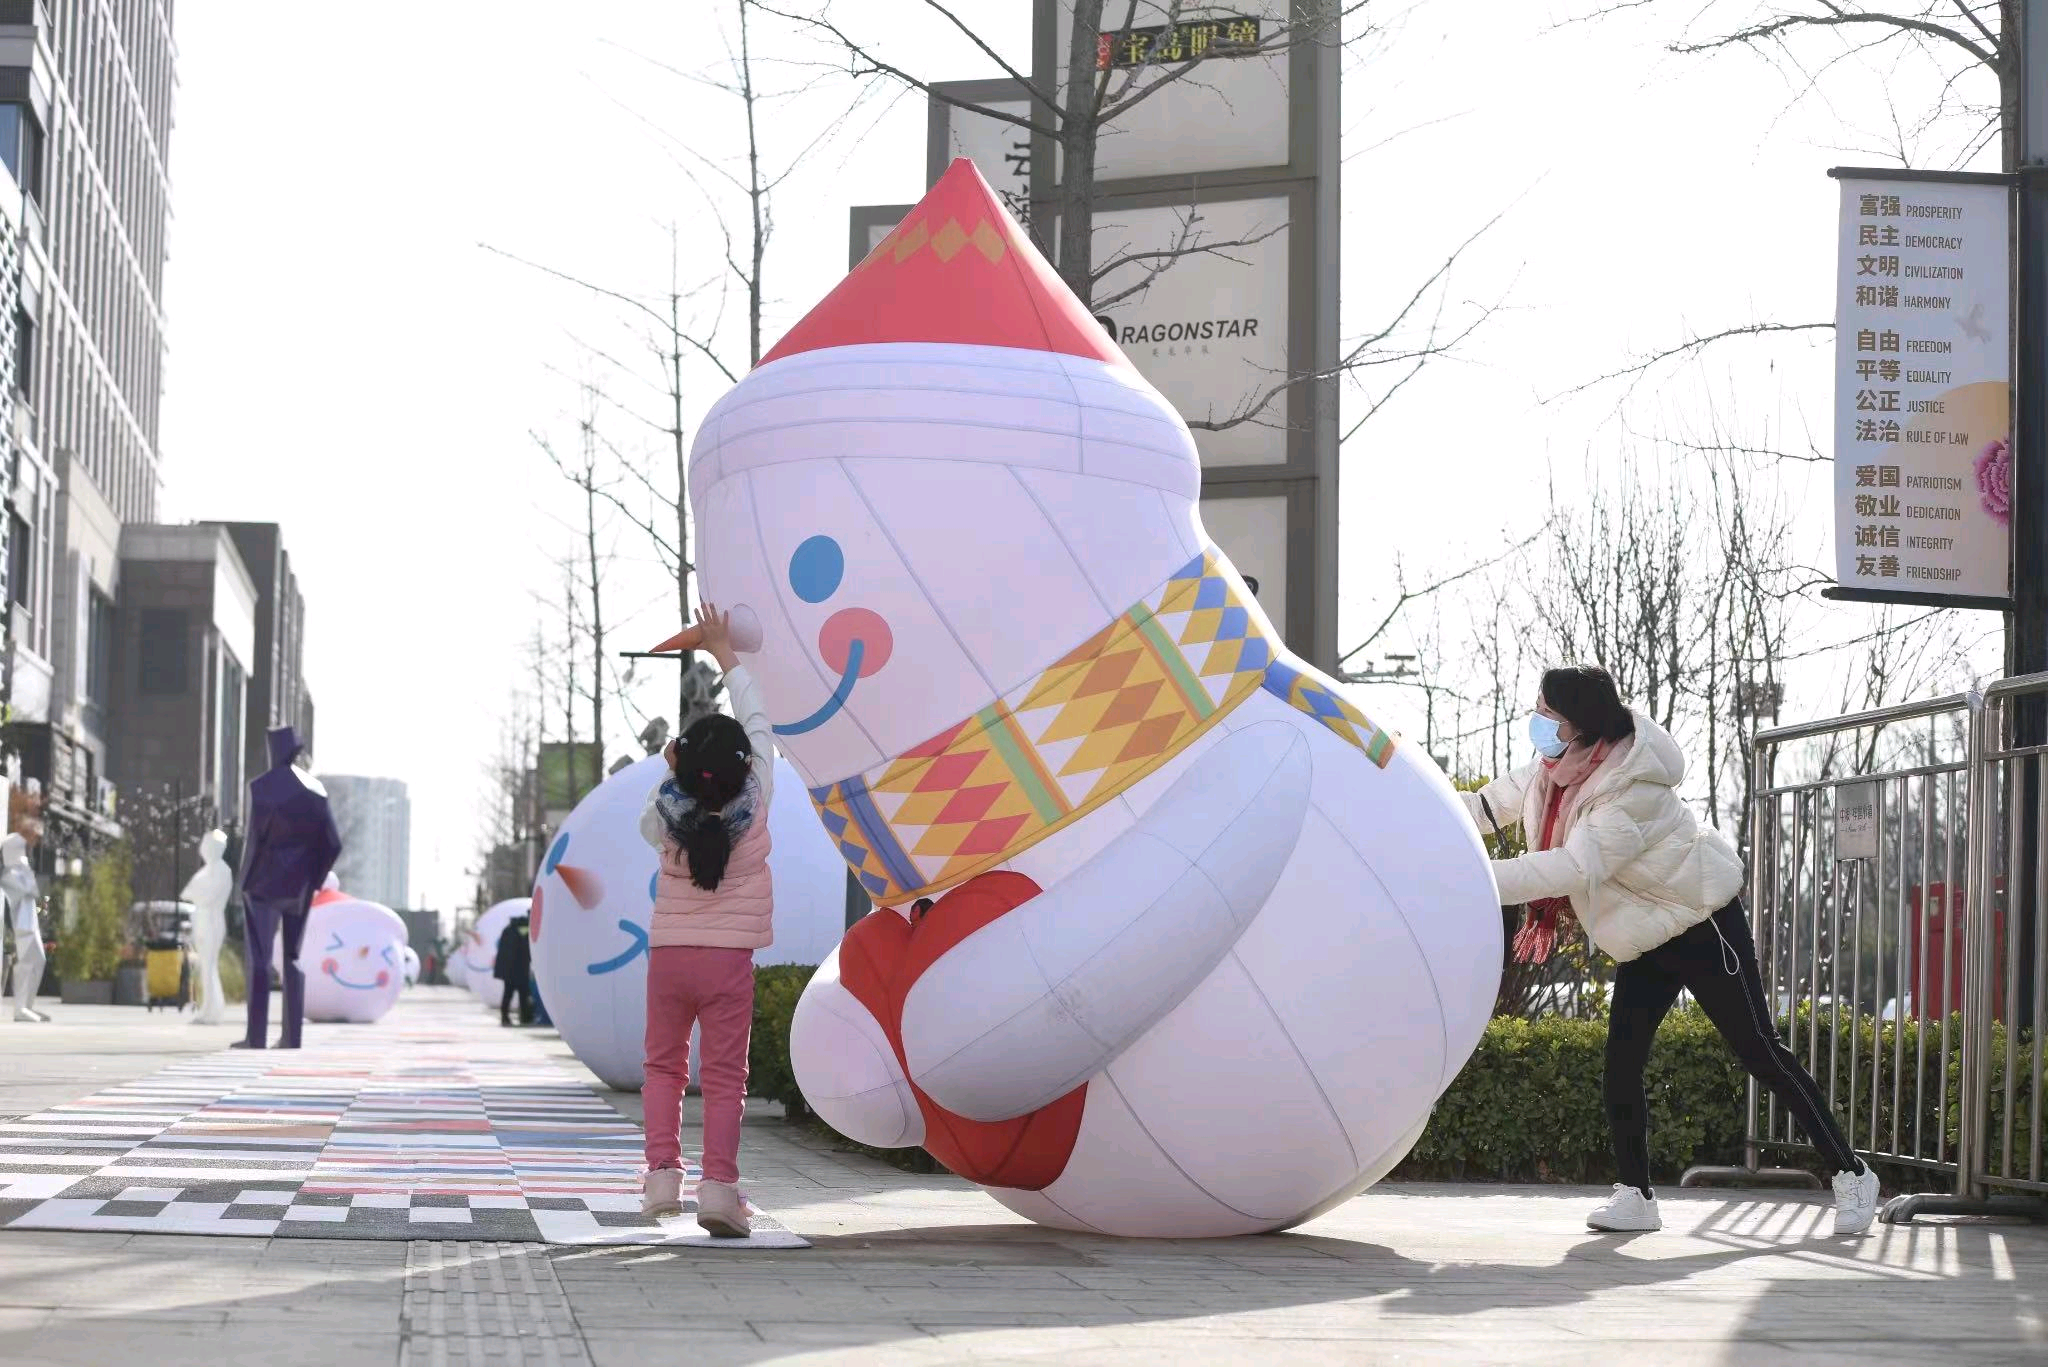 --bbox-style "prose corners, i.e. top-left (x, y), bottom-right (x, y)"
top-left (649, 625), bottom-right (704, 653)
top-left (558, 865), bottom-right (605, 910)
